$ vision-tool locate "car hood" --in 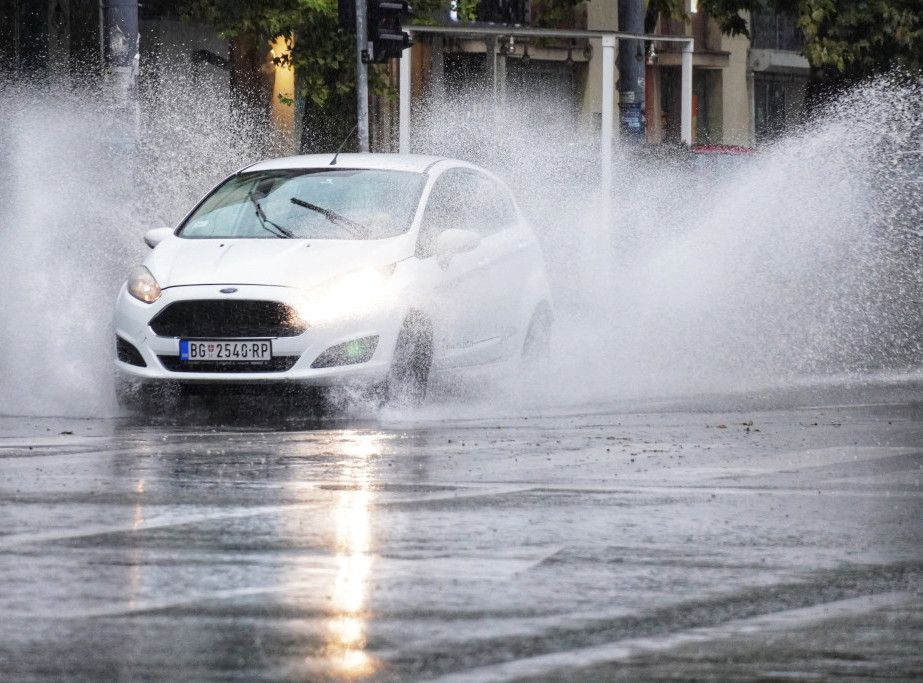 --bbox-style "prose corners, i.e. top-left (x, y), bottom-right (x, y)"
top-left (147, 236), bottom-right (412, 290)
